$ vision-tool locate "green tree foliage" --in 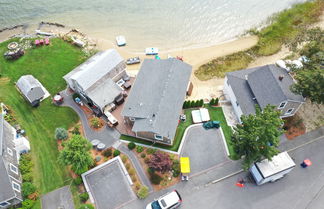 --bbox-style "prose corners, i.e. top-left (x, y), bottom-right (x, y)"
top-left (137, 185), bottom-right (149, 199)
top-left (128, 142), bottom-right (136, 150)
top-left (22, 182), bottom-right (37, 198)
top-left (190, 100), bottom-right (195, 108)
top-left (291, 29), bottom-right (324, 104)
top-left (55, 127), bottom-right (68, 140)
top-left (78, 204), bottom-right (95, 209)
top-left (209, 98), bottom-right (215, 105)
top-left (103, 148), bottom-right (112, 157)
top-left (21, 199), bottom-right (35, 209)
top-left (136, 145), bottom-right (144, 153)
top-left (58, 135), bottom-right (93, 175)
top-left (231, 105), bottom-right (283, 170)
top-left (215, 98), bottom-right (219, 106)
top-left (79, 192), bottom-right (89, 202)
top-left (113, 149), bottom-right (121, 157)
